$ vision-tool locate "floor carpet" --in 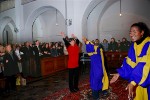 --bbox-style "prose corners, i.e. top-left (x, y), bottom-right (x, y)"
top-left (43, 77), bottom-right (129, 100)
top-left (0, 70), bottom-right (129, 100)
